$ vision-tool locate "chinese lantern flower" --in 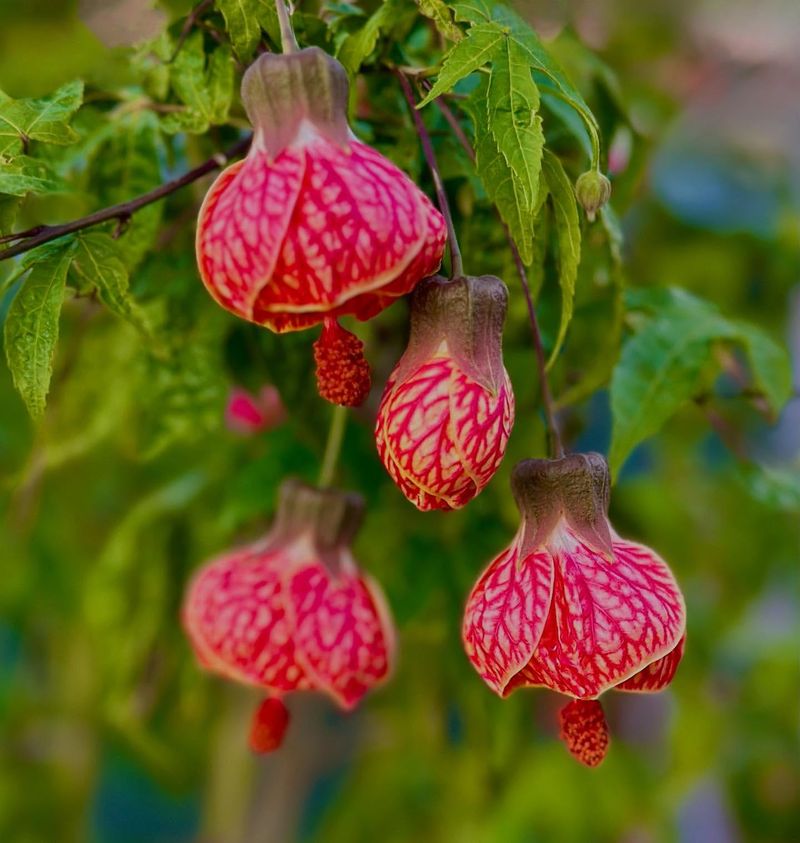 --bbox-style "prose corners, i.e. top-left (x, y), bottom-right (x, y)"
top-left (375, 274), bottom-right (514, 511)
top-left (462, 453), bottom-right (686, 766)
top-left (182, 480), bottom-right (395, 751)
top-left (225, 384), bottom-right (285, 435)
top-left (196, 46), bottom-right (446, 406)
